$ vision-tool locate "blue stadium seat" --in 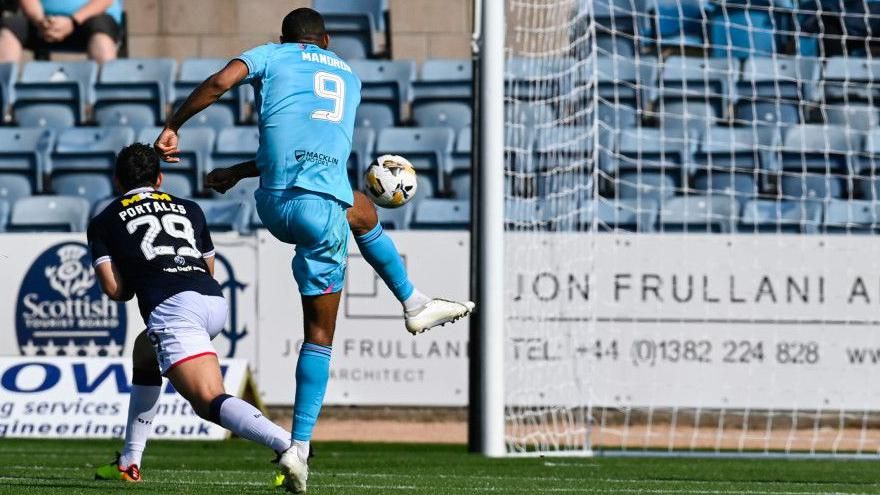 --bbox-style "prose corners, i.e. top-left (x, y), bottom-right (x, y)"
top-left (192, 199), bottom-right (250, 233)
top-left (822, 57), bottom-right (880, 103)
top-left (211, 127), bottom-right (259, 168)
top-left (176, 58), bottom-right (243, 130)
top-left (9, 195), bottom-right (89, 232)
top-left (413, 59), bottom-right (471, 103)
top-left (138, 126), bottom-right (214, 195)
top-left (733, 56), bottom-right (817, 134)
top-left (694, 126), bottom-right (778, 175)
top-left (733, 99), bottom-right (801, 132)
top-left (13, 61), bottom-right (97, 129)
top-left (642, 0), bottom-right (707, 49)
top-left (52, 173), bottom-right (114, 205)
top-left (451, 126), bottom-right (471, 173)
top-left (597, 103), bottom-right (638, 129)
top-left (375, 127), bottom-right (454, 192)
top-left (824, 199), bottom-right (879, 234)
top-left (617, 172), bottom-right (677, 201)
top-left (825, 104), bottom-right (879, 132)
top-left (94, 58), bottom-right (177, 131)
top-left (583, 56), bottom-right (657, 108)
top-left (315, 0), bottom-right (386, 57)
top-left (507, 57), bottom-right (576, 101)
top-left (780, 124), bottom-right (858, 173)
top-left (349, 127), bottom-right (375, 190)
top-left (50, 127), bottom-right (134, 174)
top-left (709, 2), bottom-right (788, 59)
top-left (658, 56), bottom-right (737, 118)
top-left (693, 173), bottom-right (758, 206)
top-left (659, 195), bottom-right (739, 233)
top-left (855, 128), bottom-right (880, 176)
top-left (534, 127), bottom-right (594, 189)
top-left (656, 100), bottom-right (719, 135)
top-left (0, 199), bottom-right (8, 232)
top-left (411, 198), bottom-right (469, 229)
top-left (614, 128), bottom-right (694, 183)
top-left (780, 173), bottom-right (845, 201)
top-left (0, 175), bottom-right (33, 206)
top-left (740, 199), bottom-right (822, 234)
top-left (0, 127), bottom-right (54, 193)
top-left (328, 36), bottom-right (369, 60)
top-left (413, 102), bottom-right (472, 134)
top-left (350, 60), bottom-right (415, 122)
top-left (355, 104), bottom-right (395, 131)
top-left (377, 201), bottom-right (415, 230)
top-left (0, 62), bottom-right (16, 119)
top-left (449, 173), bottom-right (470, 200)
top-left (589, 198), bottom-right (658, 232)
